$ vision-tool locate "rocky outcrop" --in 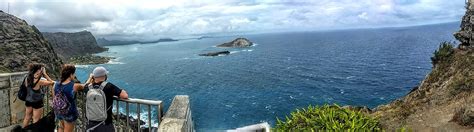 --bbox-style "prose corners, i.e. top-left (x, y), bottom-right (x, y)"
top-left (0, 10), bottom-right (62, 75)
top-left (454, 1), bottom-right (474, 48)
top-left (43, 31), bottom-right (107, 60)
top-left (373, 2), bottom-right (474, 130)
top-left (199, 51), bottom-right (230, 56)
top-left (217, 38), bottom-right (253, 47)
